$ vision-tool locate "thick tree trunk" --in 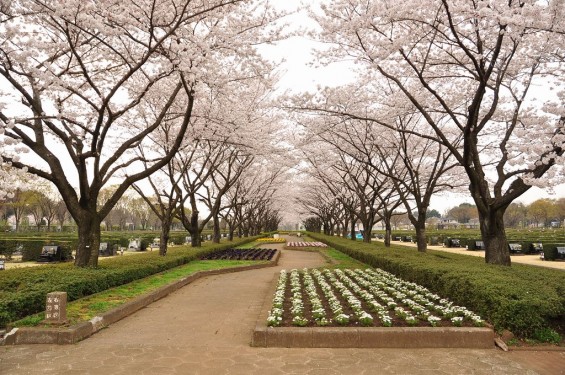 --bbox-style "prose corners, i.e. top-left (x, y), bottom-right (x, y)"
top-left (75, 213), bottom-right (101, 267)
top-left (384, 220), bottom-right (391, 247)
top-left (159, 215), bottom-right (171, 256)
top-left (415, 226), bottom-right (427, 253)
top-left (187, 211), bottom-right (201, 247)
top-left (323, 220), bottom-right (330, 235)
top-left (362, 217), bottom-right (373, 243)
top-left (362, 225), bottom-right (371, 243)
top-left (413, 212), bottom-right (428, 253)
top-left (479, 208), bottom-right (511, 266)
top-left (350, 215), bottom-right (356, 241)
top-left (341, 219), bottom-right (348, 238)
top-left (191, 234), bottom-right (202, 247)
top-left (212, 215), bottom-right (221, 244)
